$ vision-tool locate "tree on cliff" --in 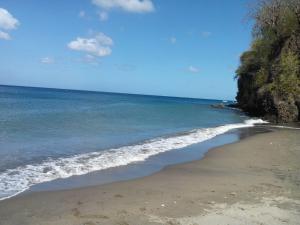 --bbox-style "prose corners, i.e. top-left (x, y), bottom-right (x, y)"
top-left (236, 0), bottom-right (300, 122)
